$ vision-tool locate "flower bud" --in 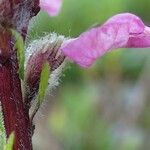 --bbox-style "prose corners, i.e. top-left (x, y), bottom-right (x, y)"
top-left (25, 33), bottom-right (66, 103)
